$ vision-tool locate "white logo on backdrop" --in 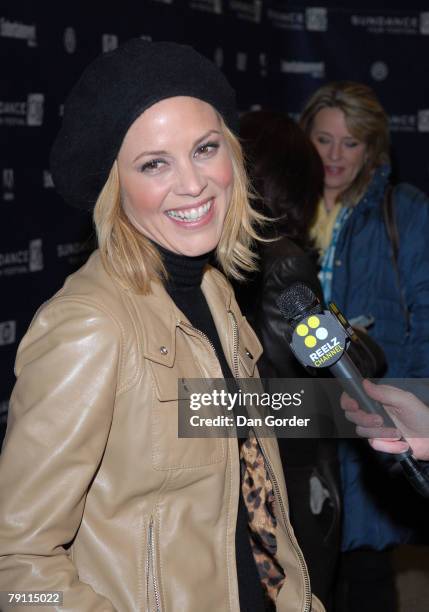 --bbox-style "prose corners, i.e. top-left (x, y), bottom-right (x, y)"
top-left (102, 34), bottom-right (118, 53)
top-left (370, 61), bottom-right (389, 81)
top-left (189, 0), bottom-right (222, 15)
top-left (214, 47), bottom-right (224, 68)
top-left (236, 52), bottom-right (247, 72)
top-left (64, 27), bottom-right (77, 53)
top-left (0, 18), bottom-right (37, 46)
top-left (230, 0), bottom-right (262, 23)
top-left (26, 93), bottom-right (44, 126)
top-left (420, 13), bottom-right (429, 35)
top-left (418, 110), bottom-right (429, 132)
top-left (0, 101), bottom-right (26, 126)
top-left (351, 13), bottom-right (419, 35)
top-left (2, 169), bottom-right (14, 202)
top-left (43, 170), bottom-right (54, 189)
top-left (3, 169), bottom-right (14, 191)
top-left (57, 241), bottom-right (94, 266)
top-left (281, 60), bottom-right (325, 78)
top-left (29, 239), bottom-right (44, 272)
top-left (306, 7), bottom-right (328, 31)
top-left (267, 10), bottom-right (304, 31)
top-left (0, 240), bottom-right (44, 276)
top-left (0, 321), bottom-right (16, 346)
top-left (389, 114), bottom-right (417, 132)
top-left (0, 95), bottom-right (44, 126)
top-left (259, 53), bottom-right (267, 77)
